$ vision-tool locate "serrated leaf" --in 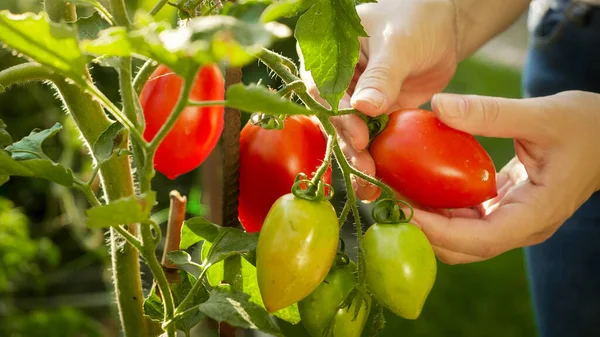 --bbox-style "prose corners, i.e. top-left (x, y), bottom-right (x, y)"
top-left (226, 83), bottom-right (312, 116)
top-left (0, 119), bottom-right (12, 147)
top-left (0, 10), bottom-right (88, 85)
top-left (206, 228), bottom-right (259, 267)
top-left (5, 122), bottom-right (62, 160)
top-left (166, 250), bottom-right (203, 278)
top-left (92, 122), bottom-right (125, 165)
top-left (76, 12), bottom-right (111, 40)
top-left (143, 286), bottom-right (164, 322)
top-left (260, 0), bottom-right (312, 23)
top-left (1, 123), bottom-right (74, 187)
top-left (0, 150), bottom-right (74, 187)
top-left (81, 14), bottom-right (292, 75)
top-left (143, 270), bottom-right (208, 332)
top-left (180, 217), bottom-right (222, 249)
top-left (202, 242), bottom-right (300, 325)
top-left (199, 286), bottom-right (283, 336)
top-left (86, 192), bottom-right (156, 228)
top-left (171, 270), bottom-right (208, 332)
top-left (220, 0), bottom-right (273, 24)
top-left (295, 0), bottom-right (367, 111)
